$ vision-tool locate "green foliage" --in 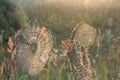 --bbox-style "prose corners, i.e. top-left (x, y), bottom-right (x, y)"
top-left (19, 75), bottom-right (29, 80)
top-left (0, 0), bottom-right (28, 32)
